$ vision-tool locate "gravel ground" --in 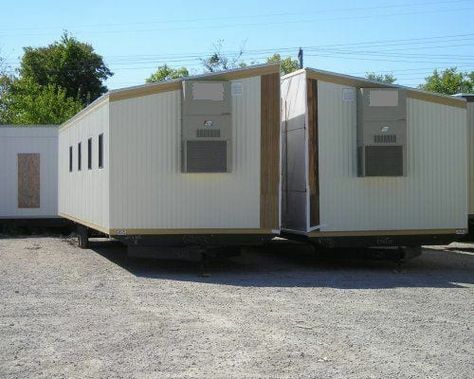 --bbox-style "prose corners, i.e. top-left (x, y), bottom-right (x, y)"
top-left (0, 236), bottom-right (473, 379)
